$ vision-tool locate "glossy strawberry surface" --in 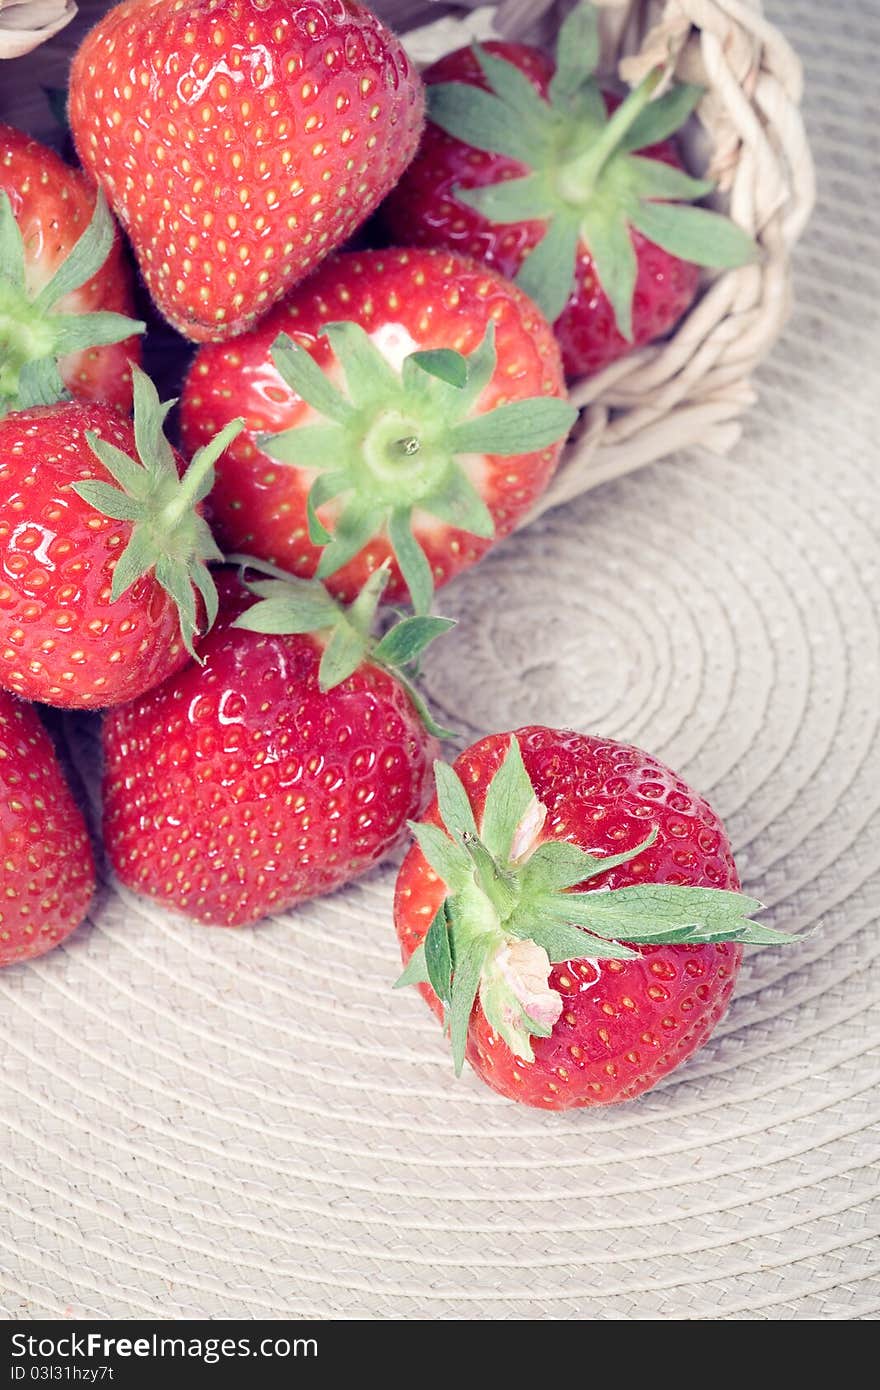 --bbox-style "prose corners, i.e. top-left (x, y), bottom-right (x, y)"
top-left (180, 246), bottom-right (568, 604)
top-left (0, 402), bottom-right (193, 708)
top-left (0, 693), bottom-right (94, 966)
top-left (0, 123), bottom-right (141, 410)
top-left (103, 573), bottom-right (436, 927)
top-left (382, 43), bottom-right (700, 380)
top-left (68, 0), bottom-right (425, 341)
top-left (395, 726), bottom-right (743, 1108)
